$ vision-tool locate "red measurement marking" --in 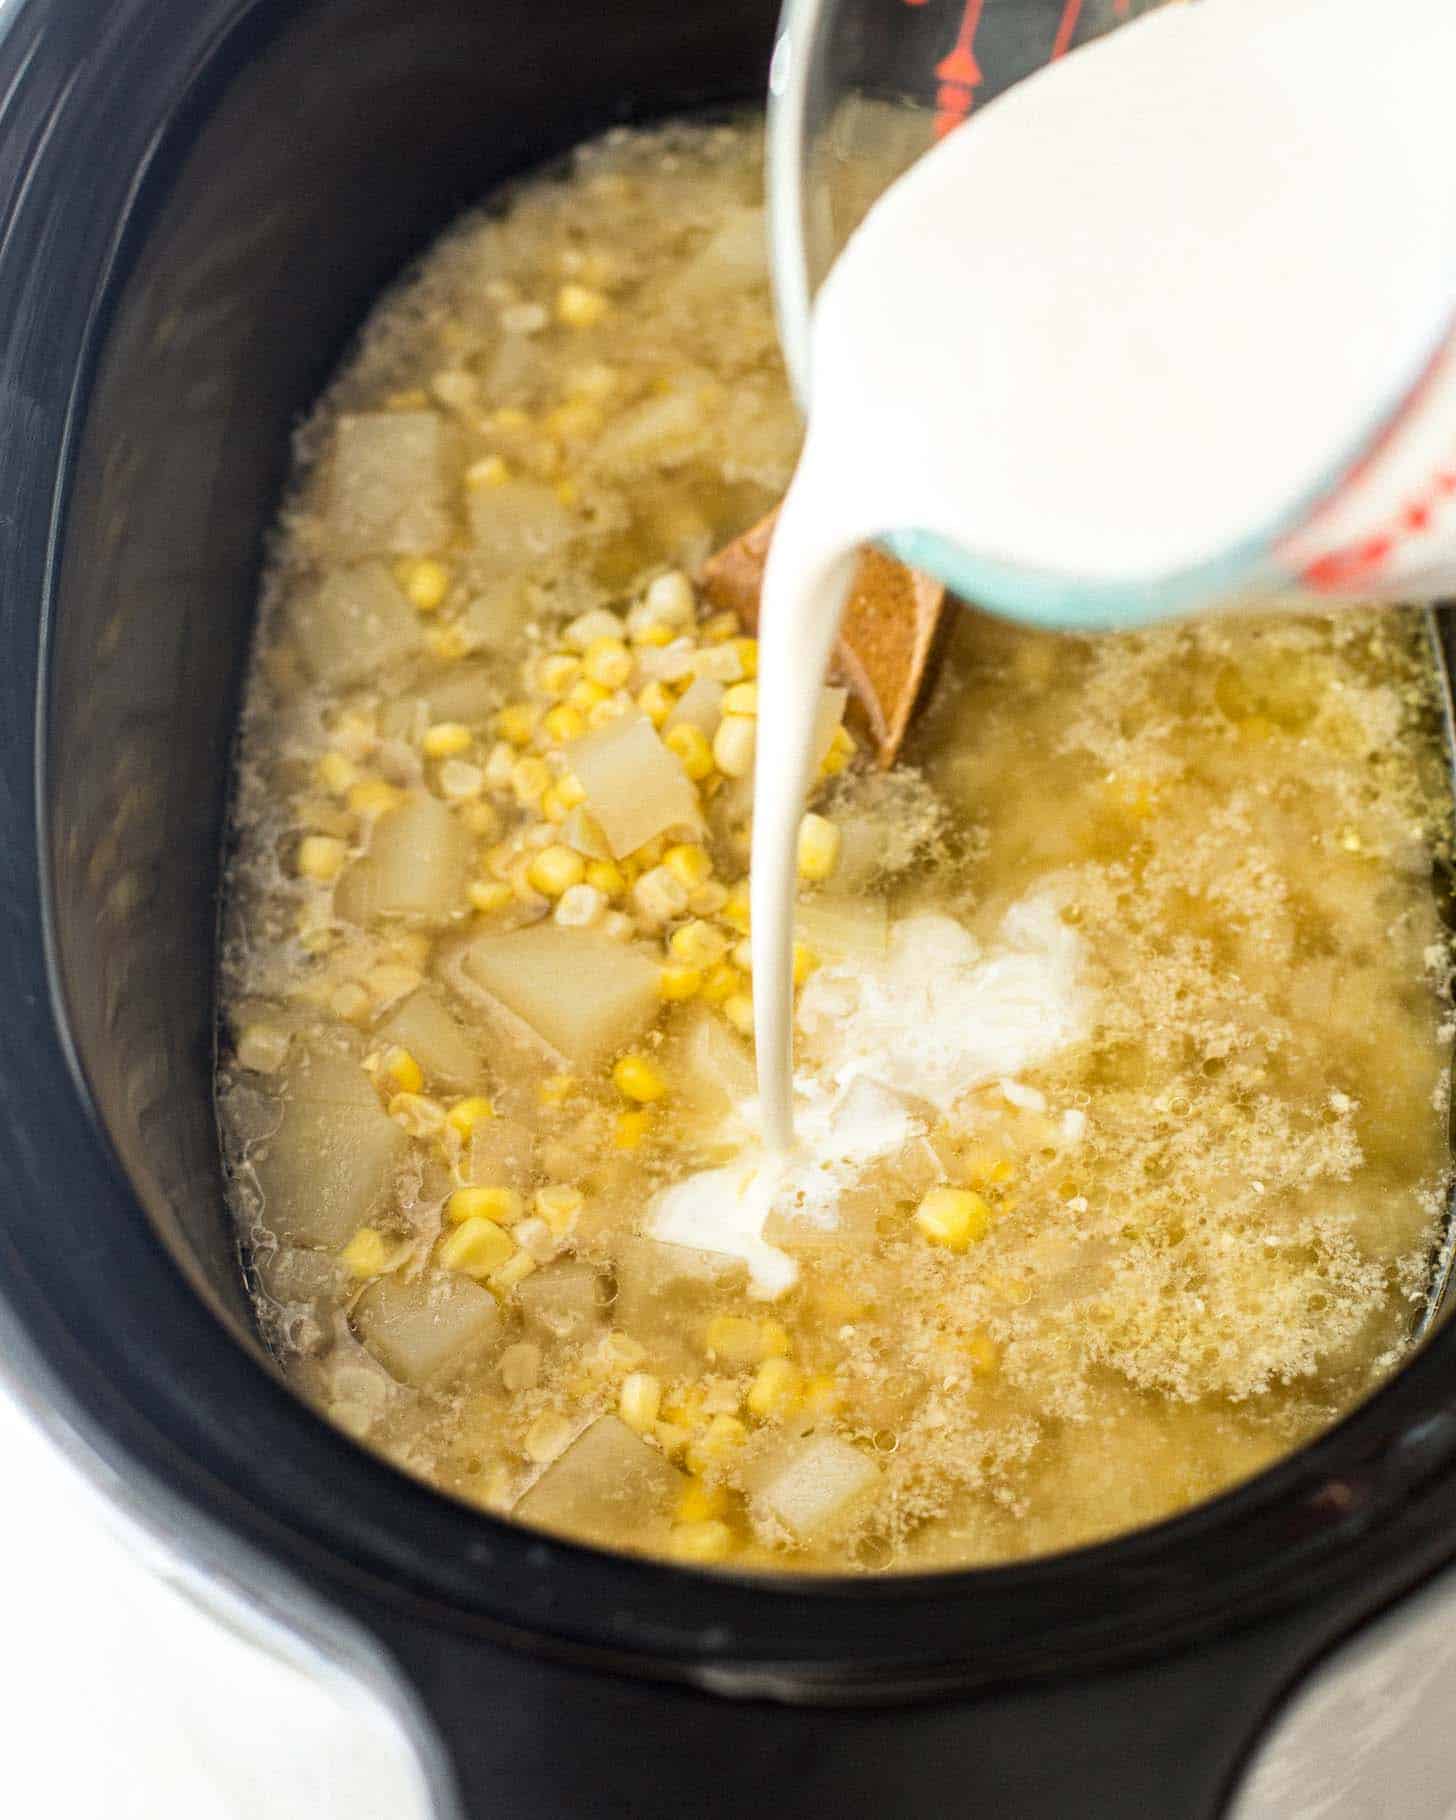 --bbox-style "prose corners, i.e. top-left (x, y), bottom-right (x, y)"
top-left (1052, 0), bottom-right (1083, 60)
top-left (1115, 0), bottom-right (1132, 14)
top-left (932, 0), bottom-right (985, 137)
